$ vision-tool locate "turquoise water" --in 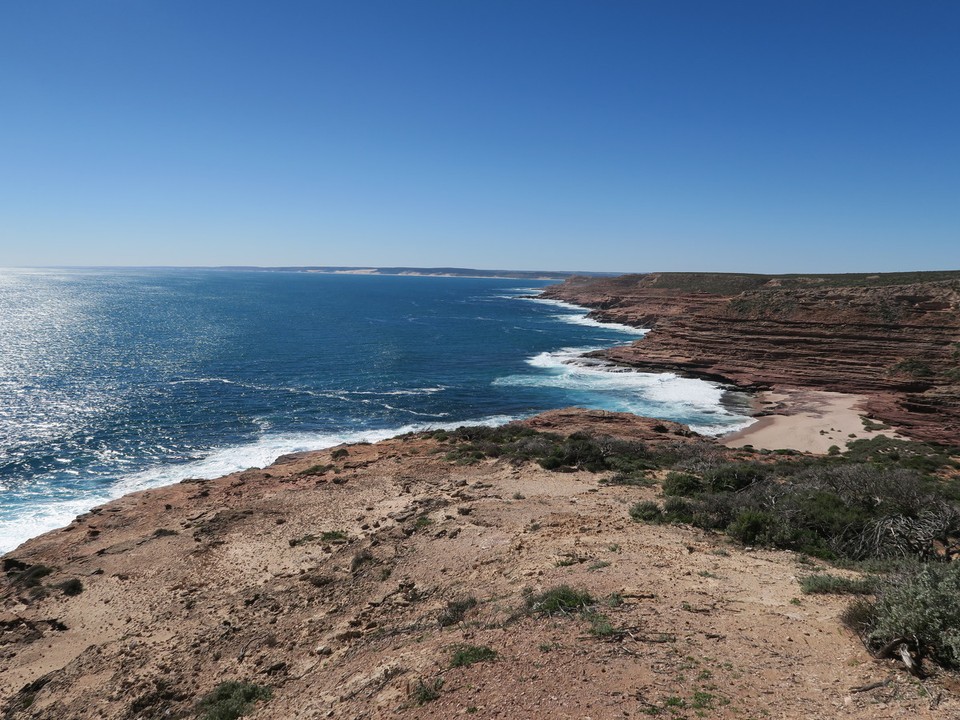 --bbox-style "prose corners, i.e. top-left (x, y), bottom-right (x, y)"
top-left (0, 269), bottom-right (751, 551)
